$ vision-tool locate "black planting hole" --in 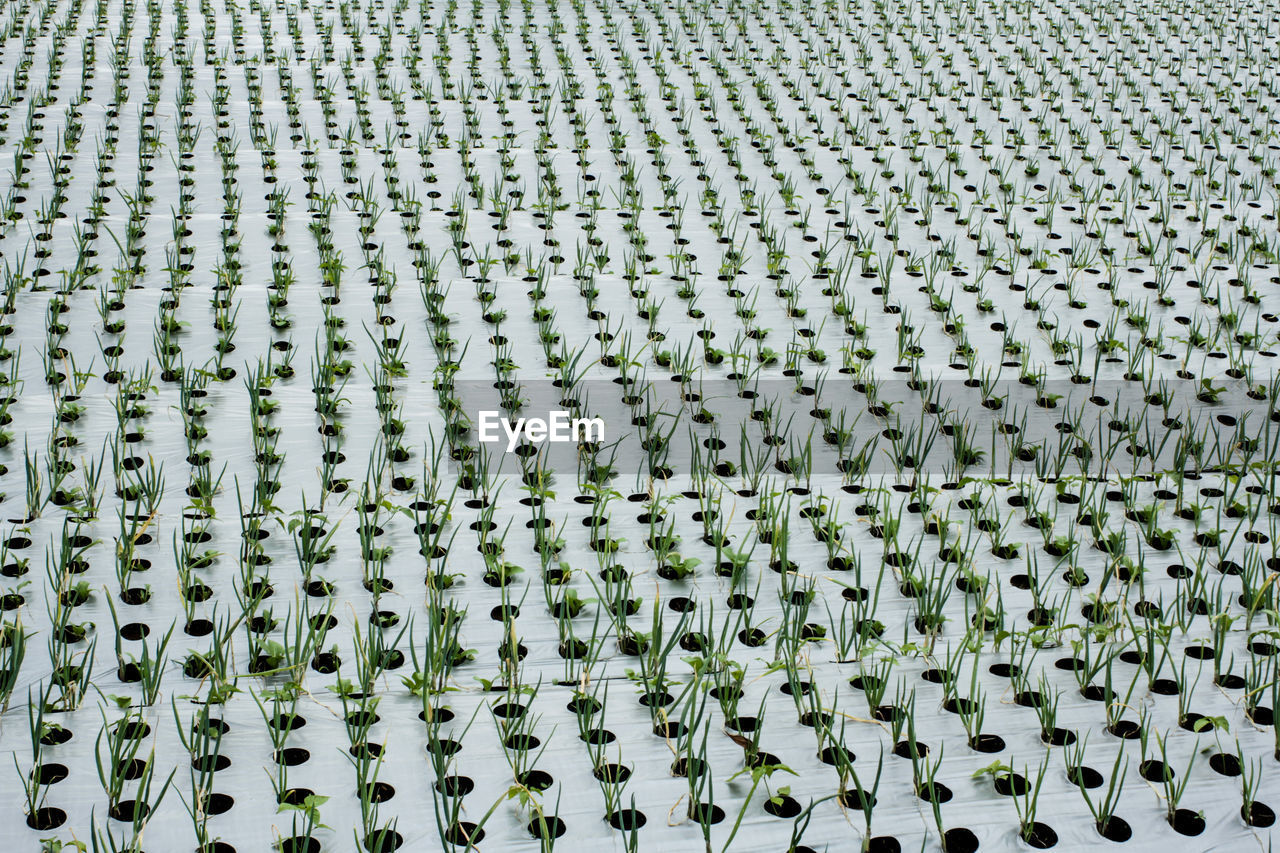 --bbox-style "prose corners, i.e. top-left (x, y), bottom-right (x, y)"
top-left (275, 748), bottom-right (310, 766)
top-left (517, 769), bottom-right (553, 791)
top-left (916, 782), bottom-right (953, 803)
top-left (763, 794), bottom-right (802, 817)
top-left (594, 763), bottom-right (632, 783)
top-left (969, 734), bottom-right (1005, 753)
top-left (528, 816), bottom-right (567, 839)
top-left (607, 808), bottom-right (646, 830)
top-left (689, 802), bottom-right (725, 824)
top-left (1068, 765), bottom-right (1103, 789)
top-left (994, 773), bottom-right (1028, 795)
top-left (1243, 801), bottom-right (1276, 827)
top-left (1169, 808), bottom-right (1205, 836)
top-left (205, 792), bottom-right (235, 814)
top-left (1210, 752), bottom-right (1242, 776)
top-left (1023, 822), bottom-right (1057, 848)
top-left (436, 775), bottom-right (474, 797)
top-left (1097, 816), bottom-right (1132, 842)
top-left (364, 830), bottom-right (403, 852)
top-left (444, 823), bottom-right (483, 846)
top-left (278, 838), bottom-right (320, 853)
top-left (942, 828), bottom-right (979, 853)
